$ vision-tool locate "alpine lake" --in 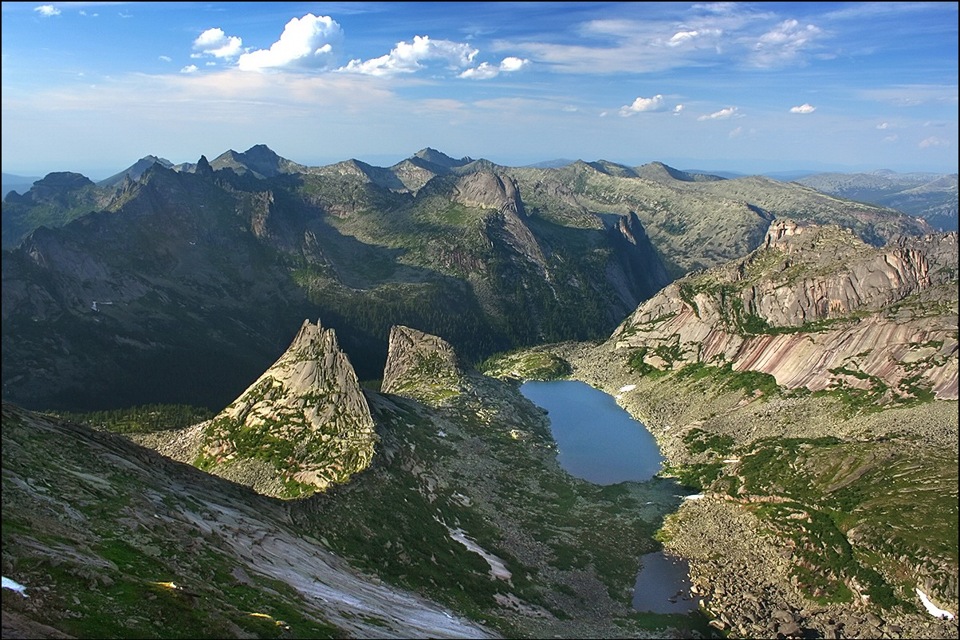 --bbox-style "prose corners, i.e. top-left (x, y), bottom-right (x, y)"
top-left (519, 380), bottom-right (699, 616)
